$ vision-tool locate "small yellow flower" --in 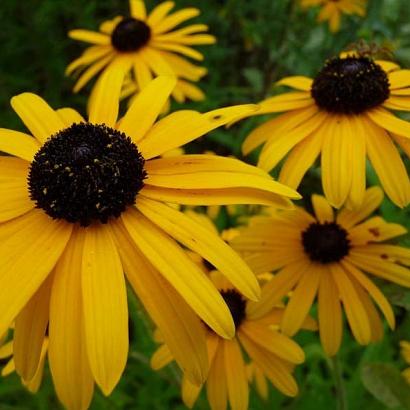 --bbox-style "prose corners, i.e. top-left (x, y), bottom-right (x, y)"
top-left (300, 0), bottom-right (367, 33)
top-left (67, 0), bottom-right (213, 103)
top-left (230, 187), bottom-right (410, 356)
top-left (243, 54), bottom-right (410, 208)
